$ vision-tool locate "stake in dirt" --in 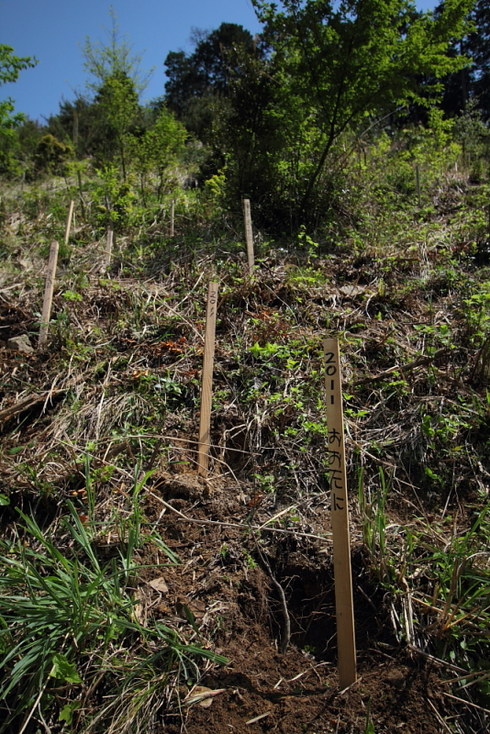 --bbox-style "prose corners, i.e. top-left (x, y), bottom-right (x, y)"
top-left (324, 337), bottom-right (357, 688)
